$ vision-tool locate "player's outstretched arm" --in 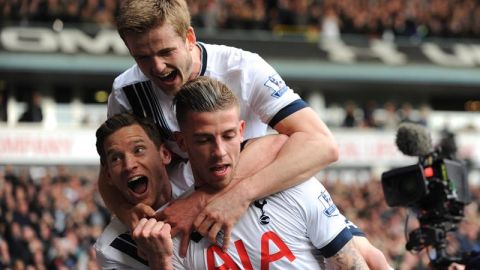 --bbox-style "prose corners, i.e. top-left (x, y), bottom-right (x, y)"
top-left (352, 236), bottom-right (393, 270)
top-left (249, 107), bottom-right (339, 197)
top-left (98, 167), bottom-right (155, 230)
top-left (325, 239), bottom-right (370, 270)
